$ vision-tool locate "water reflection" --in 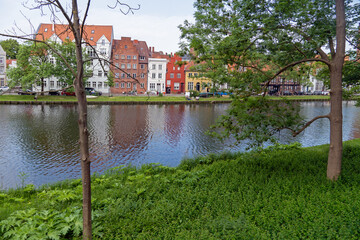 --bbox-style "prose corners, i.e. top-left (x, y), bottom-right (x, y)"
top-left (0, 102), bottom-right (359, 189)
